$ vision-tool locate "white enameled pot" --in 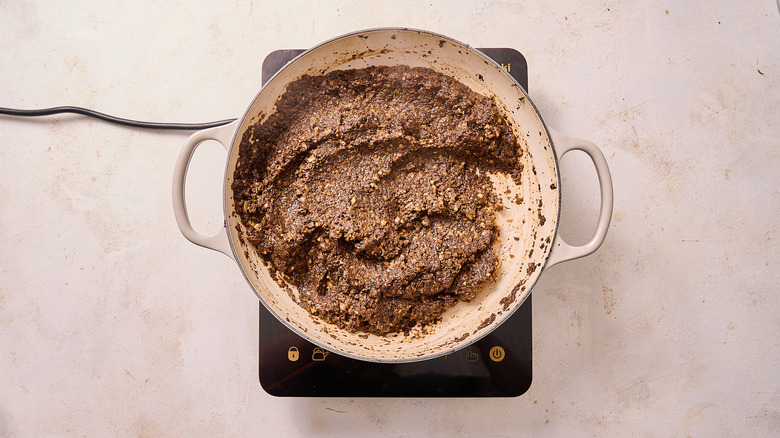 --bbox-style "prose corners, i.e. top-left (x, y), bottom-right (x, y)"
top-left (173, 28), bottom-right (613, 362)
